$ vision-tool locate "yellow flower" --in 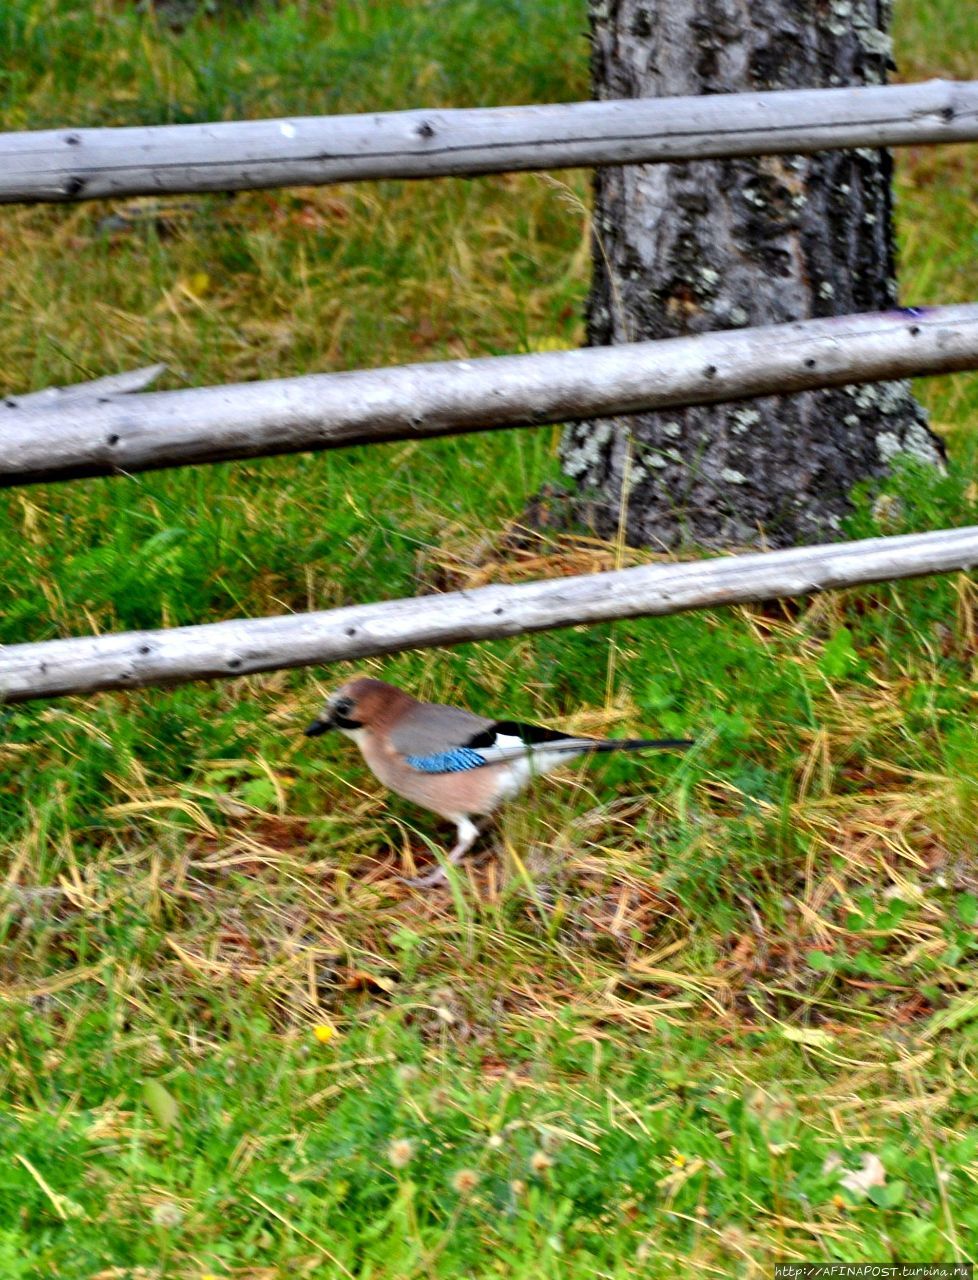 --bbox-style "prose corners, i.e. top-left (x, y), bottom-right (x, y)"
top-left (312, 1023), bottom-right (336, 1044)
